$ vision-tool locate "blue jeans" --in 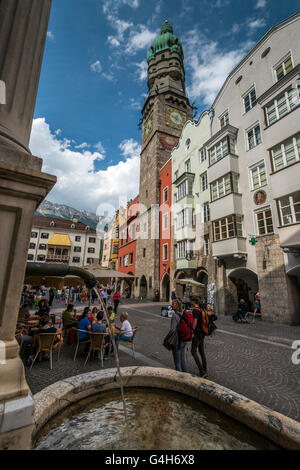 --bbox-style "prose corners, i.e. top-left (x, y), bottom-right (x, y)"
top-left (172, 341), bottom-right (188, 373)
top-left (114, 334), bottom-right (132, 342)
